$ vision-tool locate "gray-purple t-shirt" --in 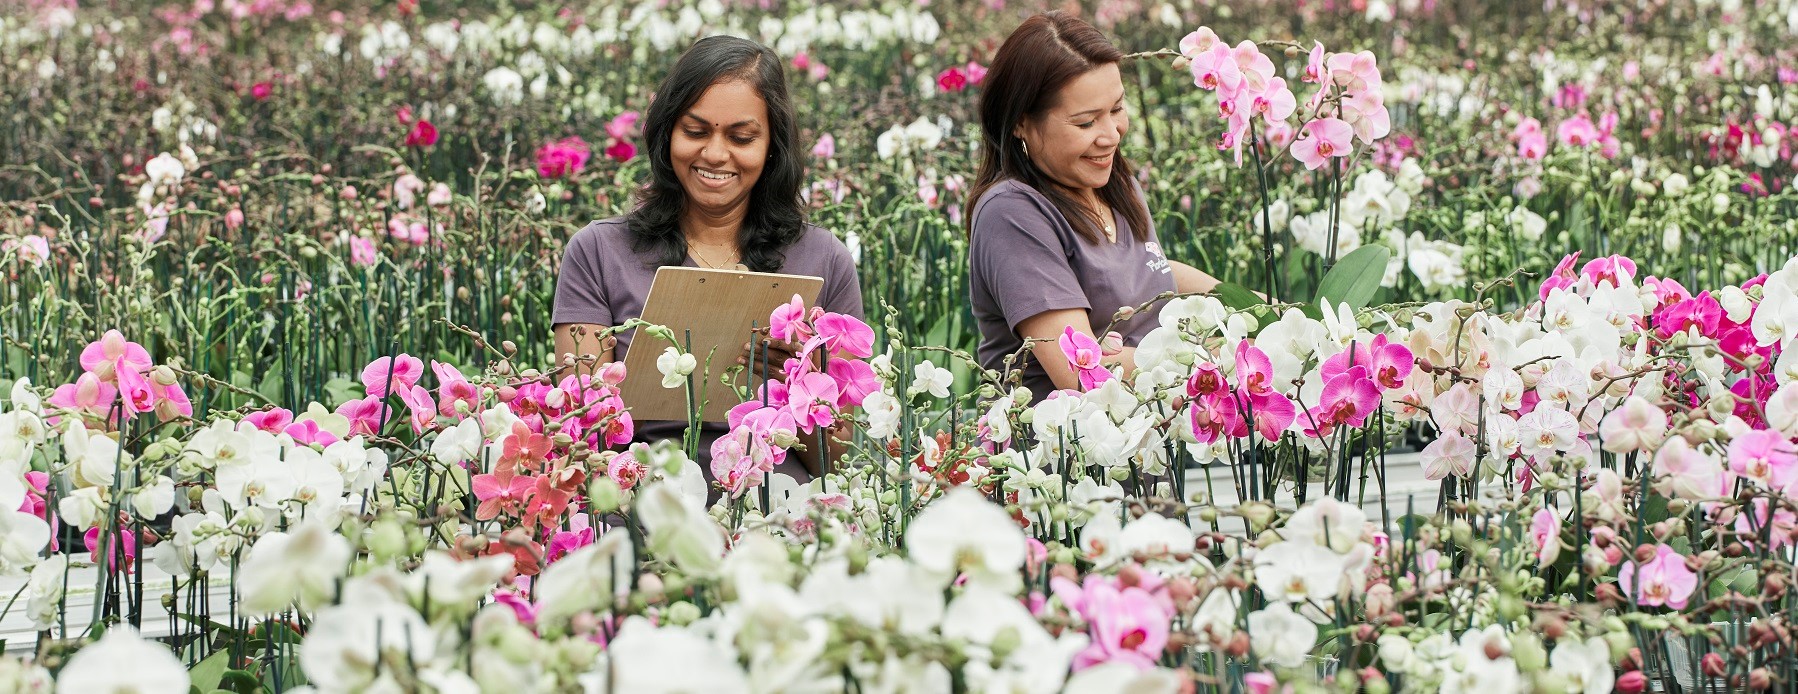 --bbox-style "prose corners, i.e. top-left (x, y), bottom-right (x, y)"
top-left (969, 179), bottom-right (1176, 400)
top-left (552, 217), bottom-right (864, 474)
